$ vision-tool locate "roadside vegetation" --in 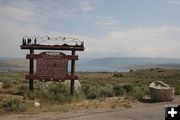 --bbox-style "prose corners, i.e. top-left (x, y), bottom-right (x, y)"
top-left (0, 68), bottom-right (180, 112)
